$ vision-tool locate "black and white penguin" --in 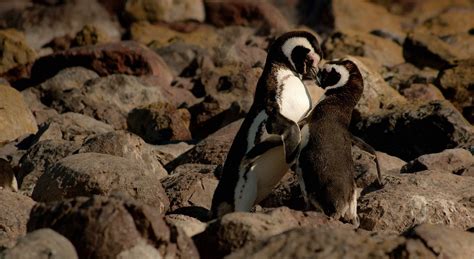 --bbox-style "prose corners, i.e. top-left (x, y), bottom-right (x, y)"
top-left (0, 158), bottom-right (18, 192)
top-left (210, 31), bottom-right (323, 218)
top-left (295, 59), bottom-right (364, 226)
